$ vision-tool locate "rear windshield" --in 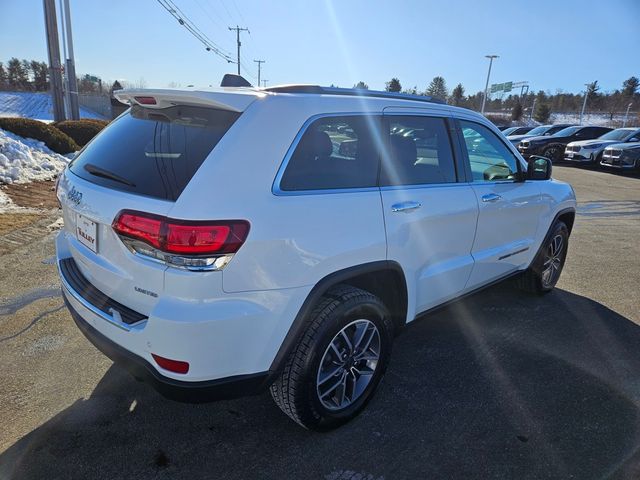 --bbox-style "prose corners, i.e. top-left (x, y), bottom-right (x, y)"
top-left (69, 105), bottom-right (240, 201)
